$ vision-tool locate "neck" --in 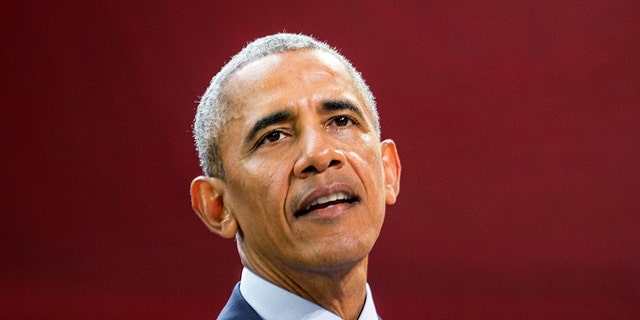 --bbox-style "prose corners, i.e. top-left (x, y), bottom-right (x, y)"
top-left (244, 256), bottom-right (369, 320)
